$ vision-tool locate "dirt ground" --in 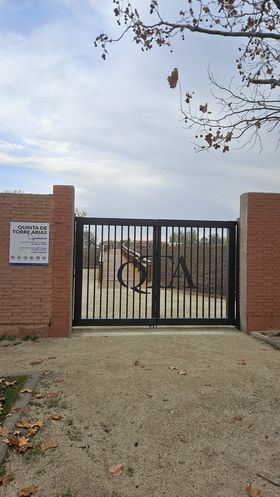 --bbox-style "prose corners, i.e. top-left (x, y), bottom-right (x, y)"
top-left (0, 329), bottom-right (279, 497)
